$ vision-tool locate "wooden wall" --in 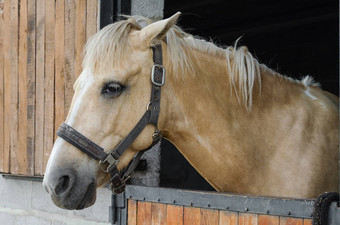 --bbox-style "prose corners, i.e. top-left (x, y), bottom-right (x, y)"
top-left (128, 200), bottom-right (313, 225)
top-left (0, 0), bottom-right (99, 176)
